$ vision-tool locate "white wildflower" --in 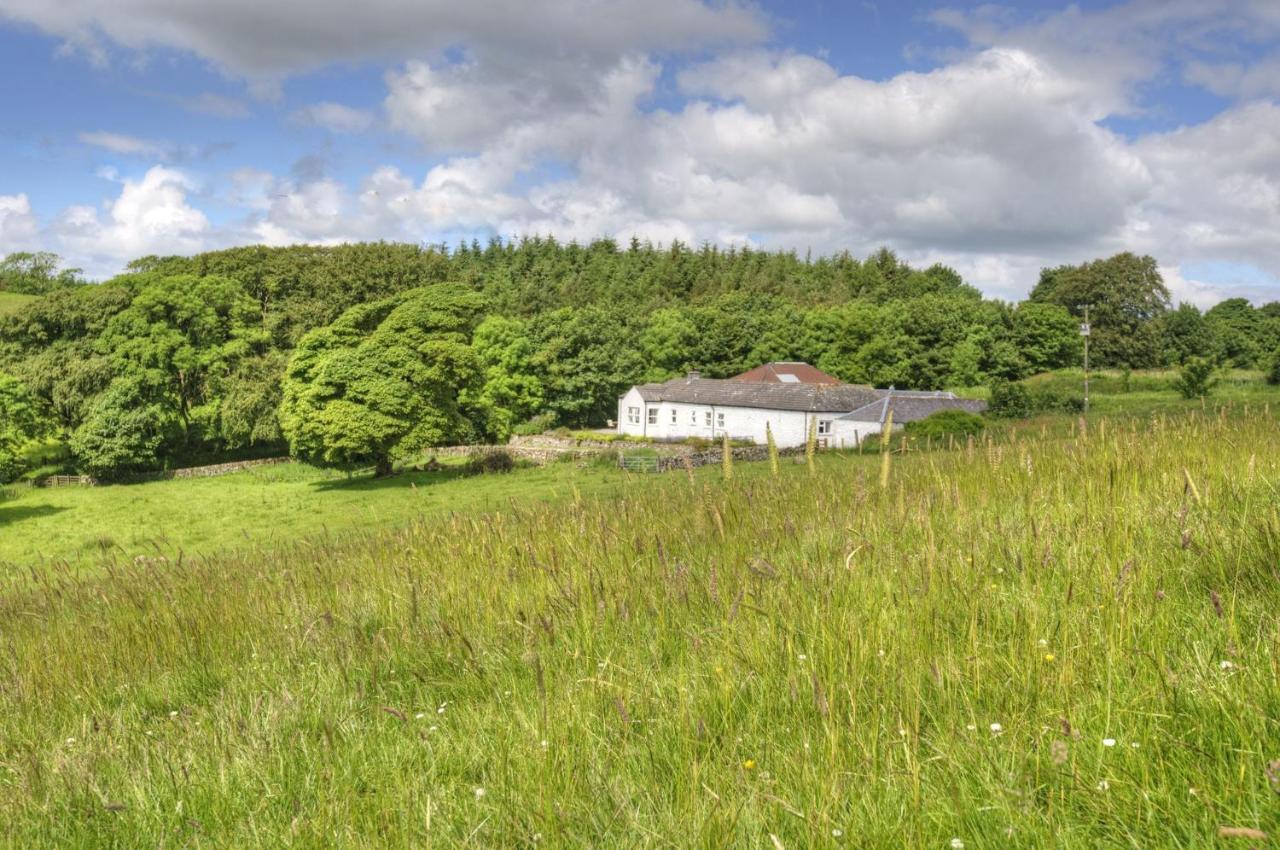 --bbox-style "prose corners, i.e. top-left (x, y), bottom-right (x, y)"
top-left (832, 828), bottom-right (843, 838)
top-left (1097, 779), bottom-right (1109, 791)
top-left (950, 839), bottom-right (965, 849)
top-left (474, 787), bottom-right (486, 799)
top-left (1102, 738), bottom-right (1116, 747)
top-left (1219, 660), bottom-right (1234, 670)
top-left (990, 723), bottom-right (1003, 735)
